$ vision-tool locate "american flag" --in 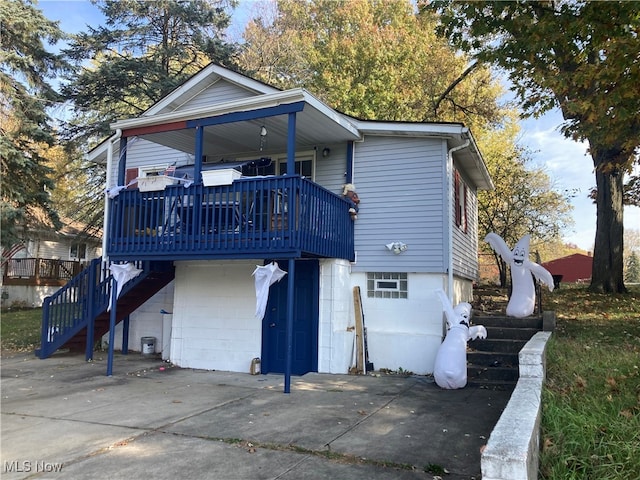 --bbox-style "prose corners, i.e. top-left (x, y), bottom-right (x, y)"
top-left (1, 243), bottom-right (26, 268)
top-left (164, 165), bottom-right (176, 176)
